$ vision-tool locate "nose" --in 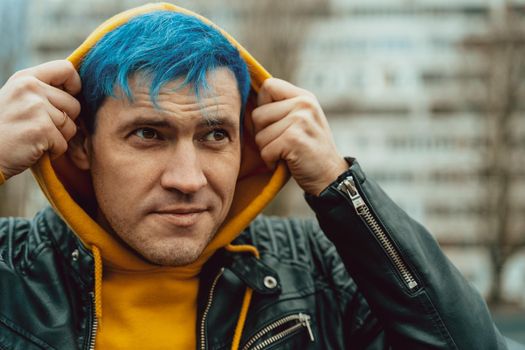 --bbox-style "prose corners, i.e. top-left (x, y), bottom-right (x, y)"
top-left (160, 141), bottom-right (207, 194)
